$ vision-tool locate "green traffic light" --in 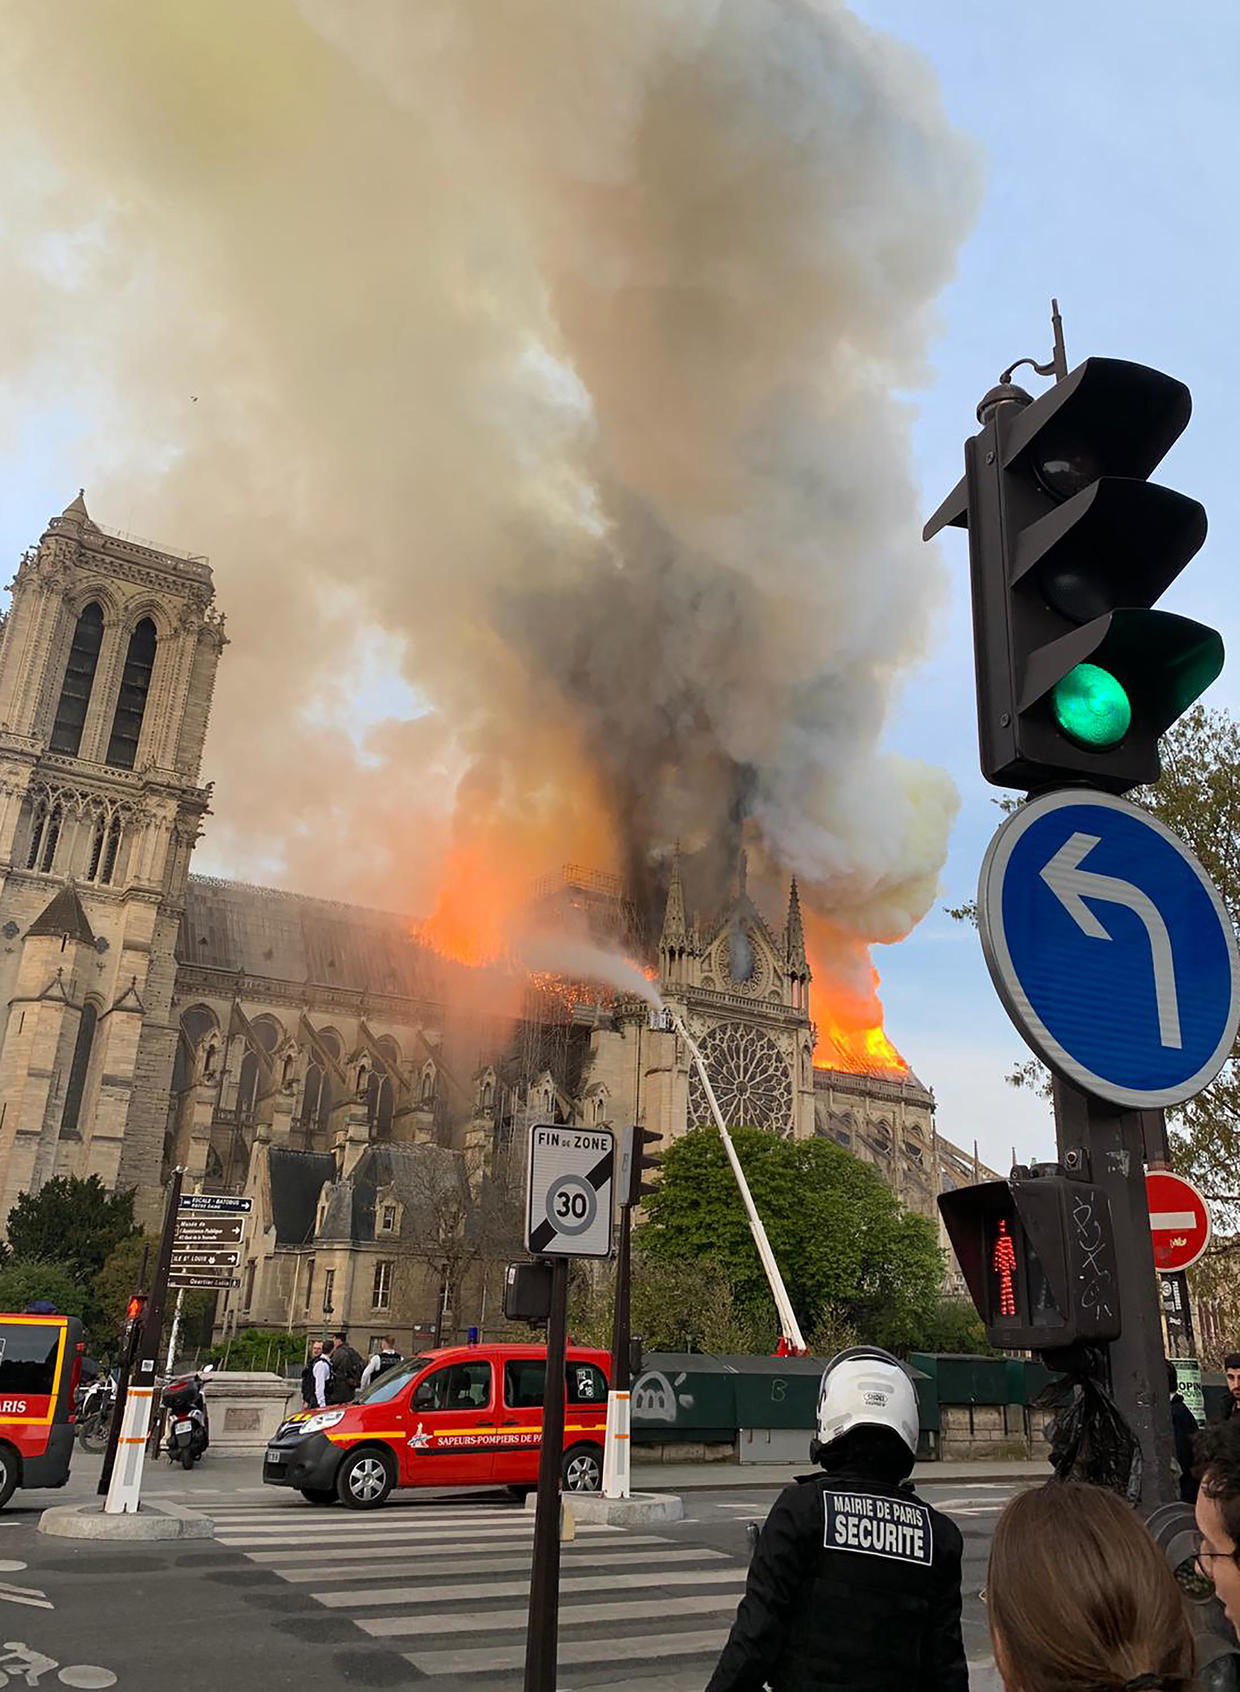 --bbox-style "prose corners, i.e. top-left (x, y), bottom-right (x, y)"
top-left (1051, 663), bottom-right (1132, 748)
